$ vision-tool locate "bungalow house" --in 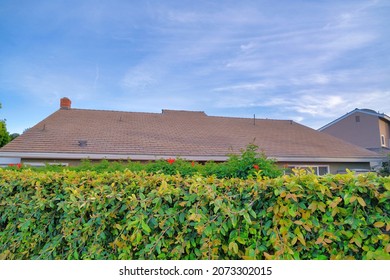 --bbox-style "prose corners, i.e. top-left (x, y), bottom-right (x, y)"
top-left (0, 98), bottom-right (383, 174)
top-left (319, 108), bottom-right (390, 156)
